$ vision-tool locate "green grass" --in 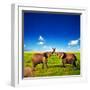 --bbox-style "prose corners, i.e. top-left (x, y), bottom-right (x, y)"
top-left (24, 52), bottom-right (80, 77)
